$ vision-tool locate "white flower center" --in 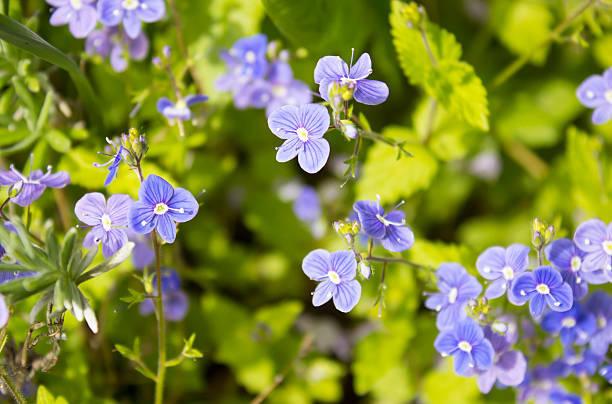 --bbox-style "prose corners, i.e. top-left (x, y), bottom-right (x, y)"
top-left (328, 270), bottom-right (341, 285)
top-left (603, 241), bottom-right (612, 255)
top-left (586, 90), bottom-right (595, 99)
top-left (175, 100), bottom-right (187, 110)
top-left (448, 287), bottom-right (458, 304)
top-left (101, 214), bottom-right (112, 232)
top-left (245, 51), bottom-right (256, 64)
top-left (536, 283), bottom-right (550, 295)
top-left (502, 266), bottom-right (514, 280)
top-left (571, 256), bottom-right (582, 272)
top-left (122, 0), bottom-right (139, 10)
top-left (561, 317), bottom-right (576, 328)
top-left (605, 89), bottom-right (612, 104)
top-left (70, 0), bottom-right (83, 9)
top-left (272, 85), bottom-right (288, 98)
top-left (598, 315), bottom-right (607, 329)
top-left (296, 127), bottom-right (309, 142)
top-left (458, 341), bottom-right (472, 353)
top-left (154, 203), bottom-right (169, 215)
